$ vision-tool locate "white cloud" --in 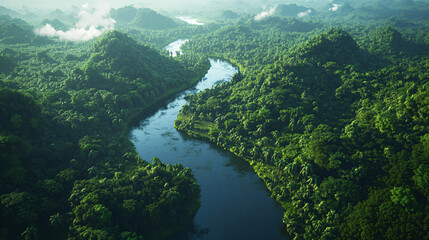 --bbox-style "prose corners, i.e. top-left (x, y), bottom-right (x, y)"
top-left (254, 6), bottom-right (277, 21)
top-left (35, 2), bottom-right (115, 41)
top-left (329, 3), bottom-right (339, 11)
top-left (297, 9), bottom-right (312, 17)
